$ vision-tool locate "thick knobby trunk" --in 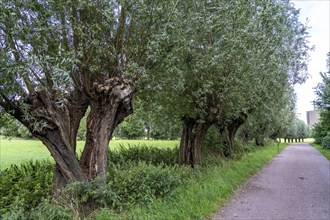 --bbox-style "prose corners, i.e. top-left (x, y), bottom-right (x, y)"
top-left (80, 101), bottom-right (132, 180)
top-left (3, 89), bottom-right (89, 193)
top-left (255, 135), bottom-right (265, 146)
top-left (35, 130), bottom-right (87, 191)
top-left (223, 113), bottom-right (247, 157)
top-left (80, 78), bottom-right (134, 180)
top-left (179, 117), bottom-right (211, 167)
top-left (2, 78), bottom-right (134, 194)
top-left (224, 130), bottom-right (234, 157)
top-left (35, 91), bottom-right (89, 193)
